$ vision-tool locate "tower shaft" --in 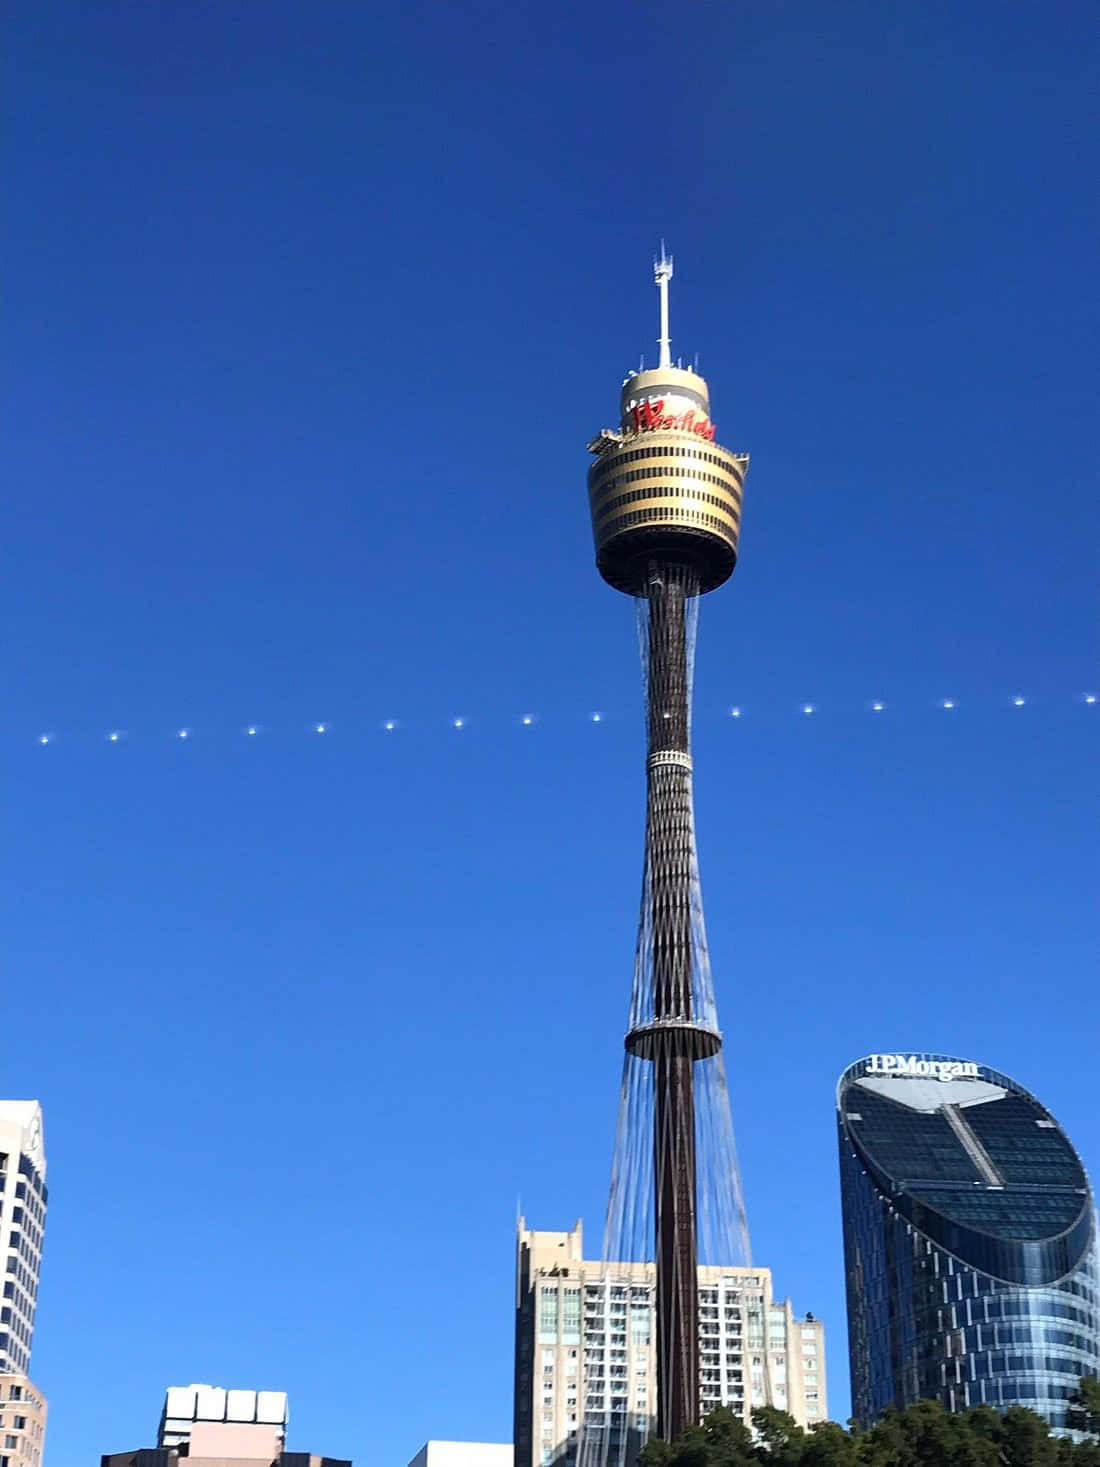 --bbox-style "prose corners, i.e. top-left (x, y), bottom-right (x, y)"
top-left (643, 564), bottom-right (701, 1438)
